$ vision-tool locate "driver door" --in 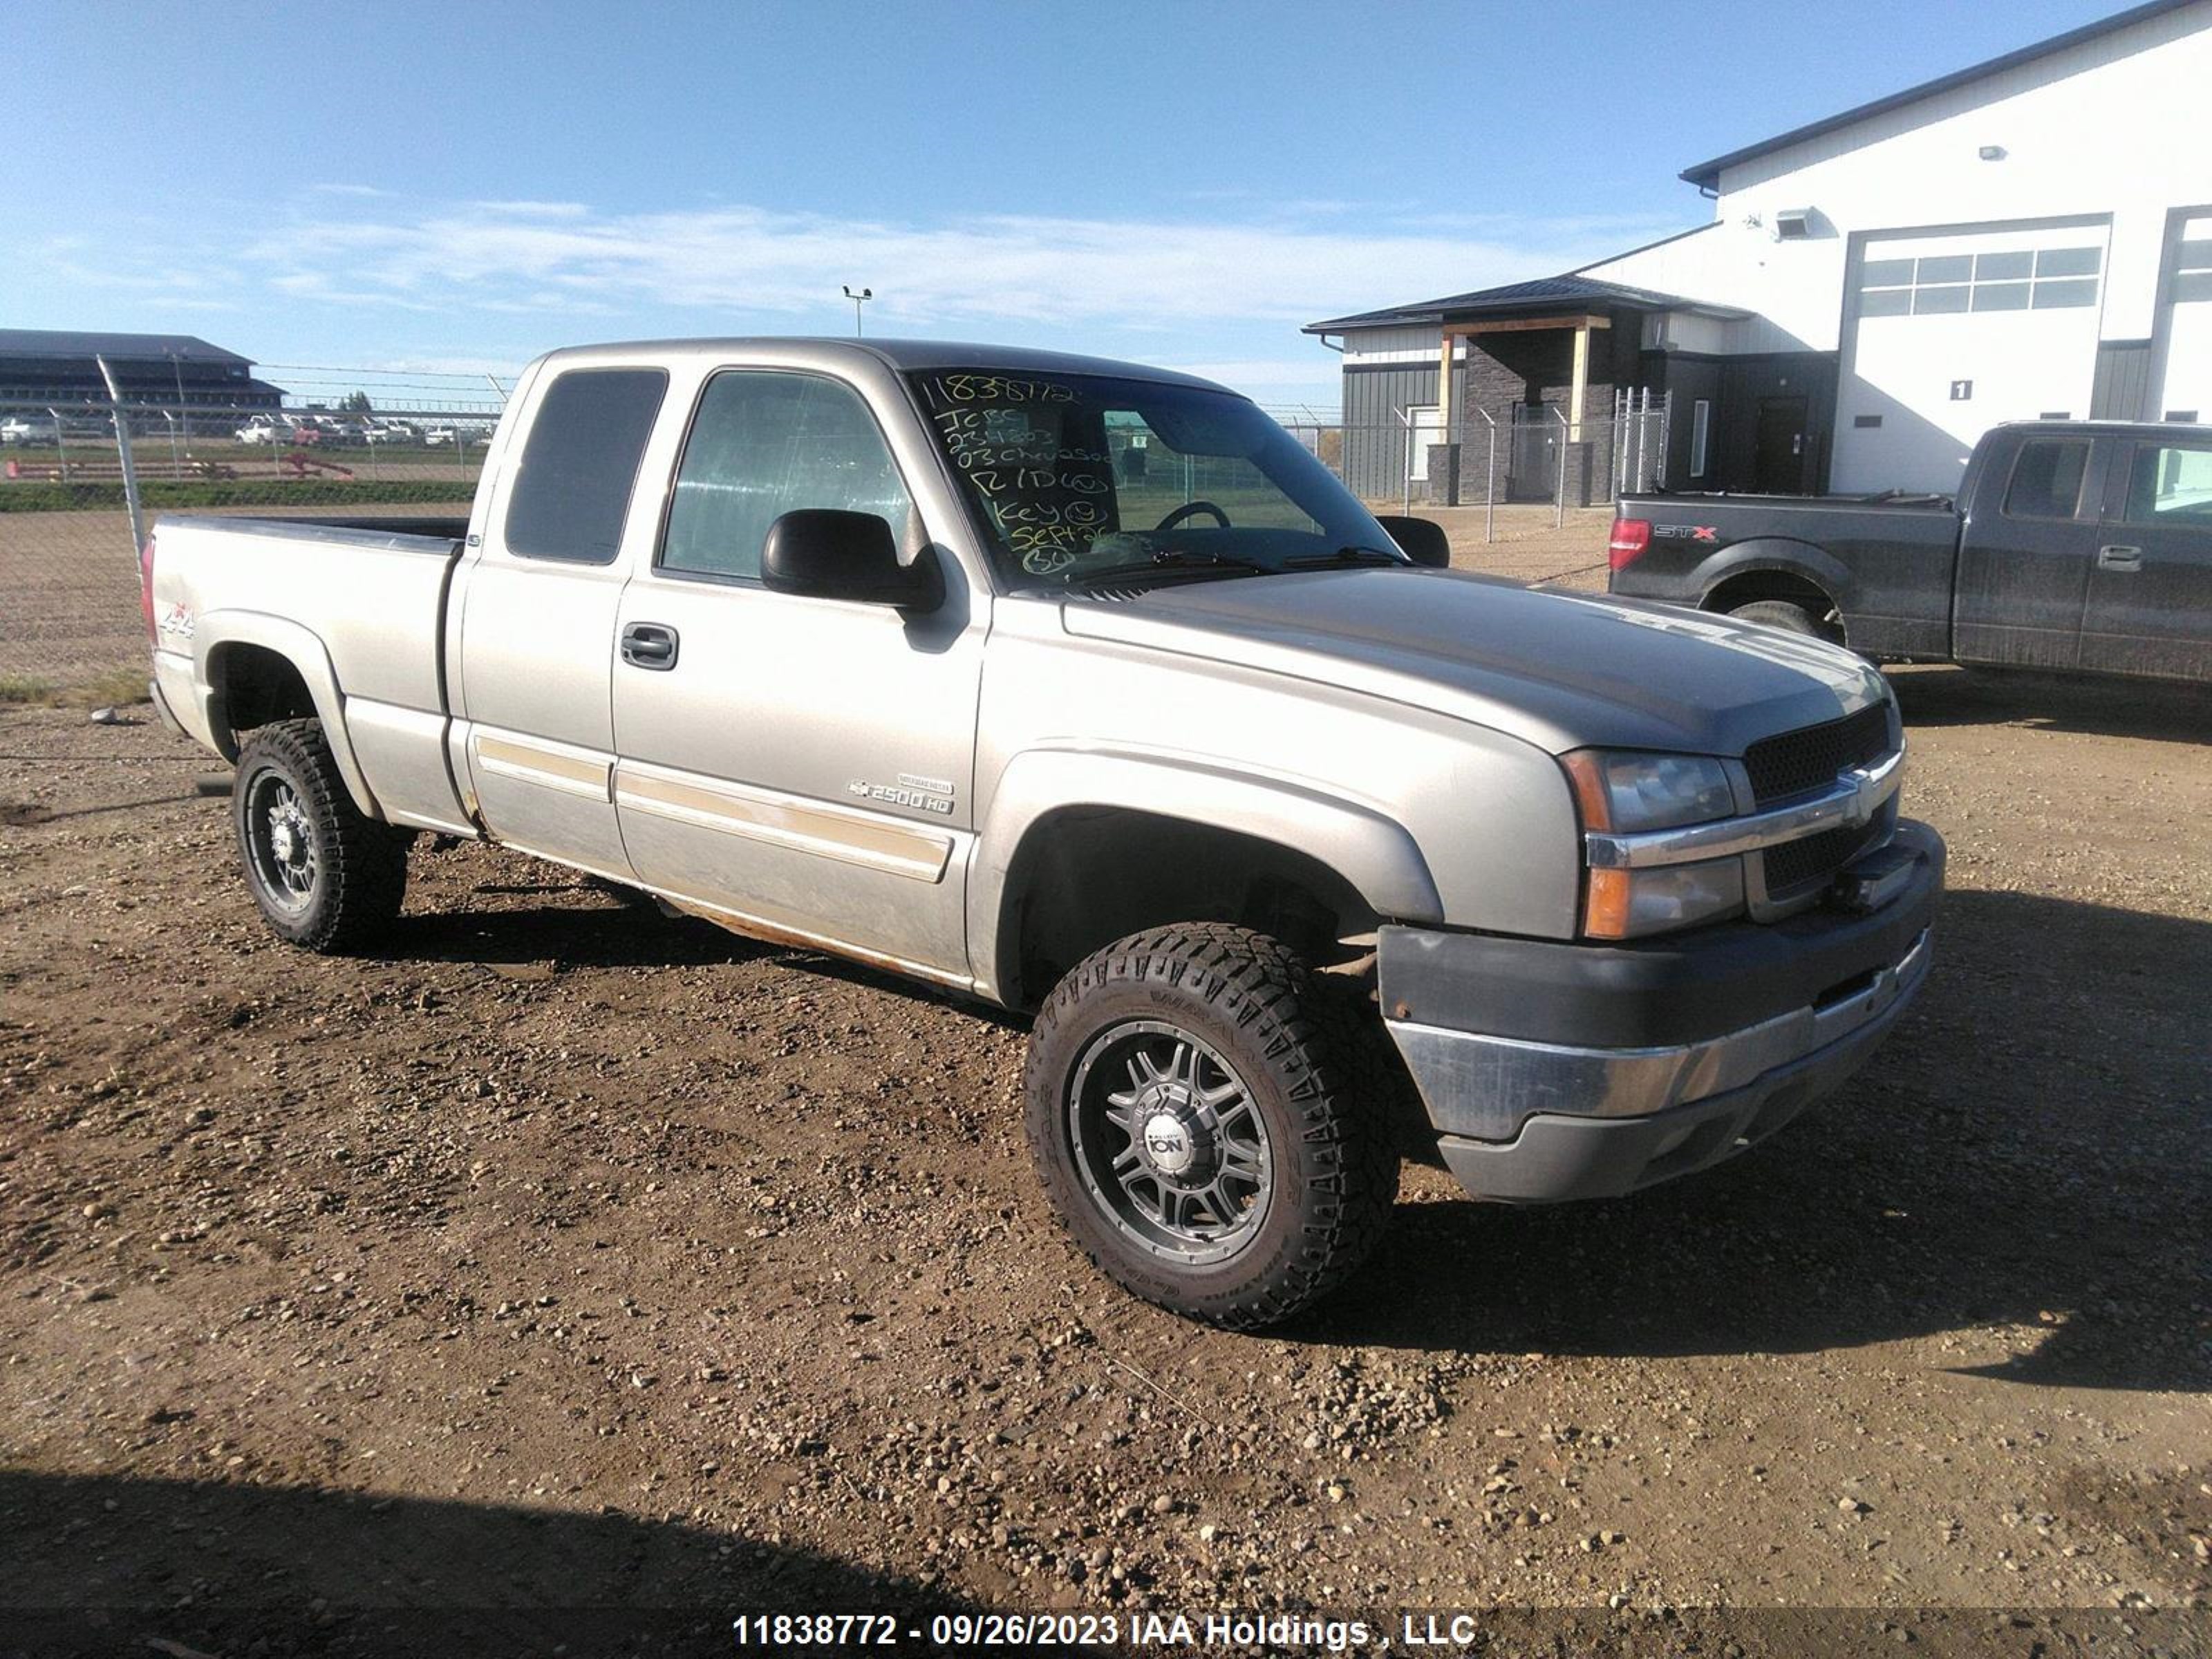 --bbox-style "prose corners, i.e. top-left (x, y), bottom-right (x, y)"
top-left (610, 369), bottom-right (987, 980)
